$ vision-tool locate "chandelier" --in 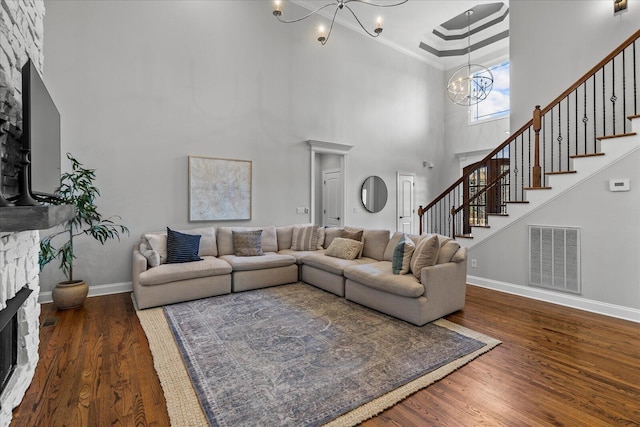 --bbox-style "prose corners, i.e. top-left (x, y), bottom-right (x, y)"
top-left (447, 10), bottom-right (494, 106)
top-left (273, 0), bottom-right (408, 45)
